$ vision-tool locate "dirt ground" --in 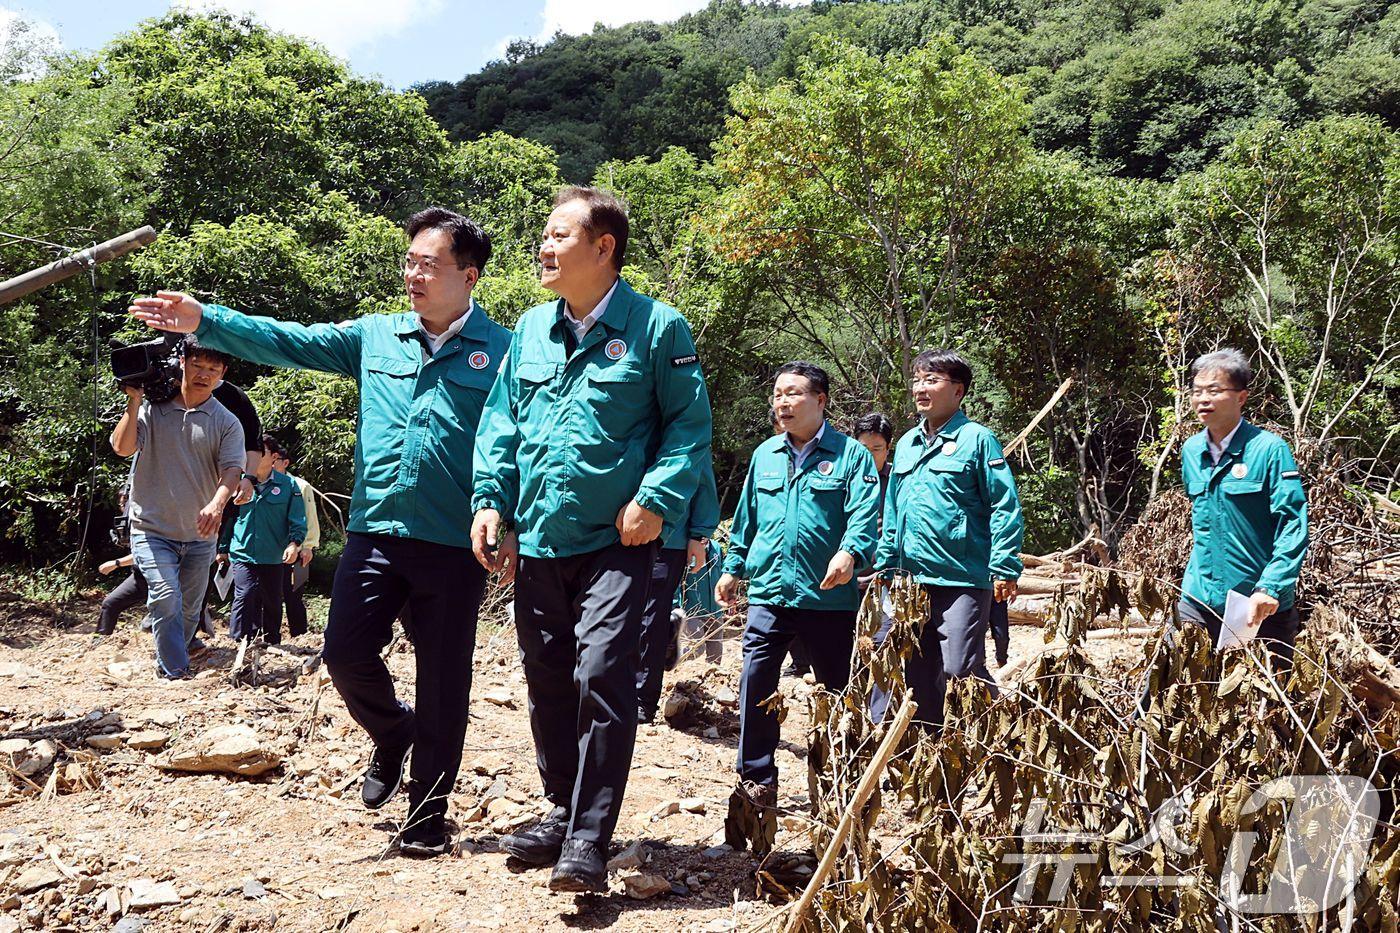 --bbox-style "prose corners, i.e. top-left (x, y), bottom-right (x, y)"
top-left (0, 589), bottom-right (1146, 933)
